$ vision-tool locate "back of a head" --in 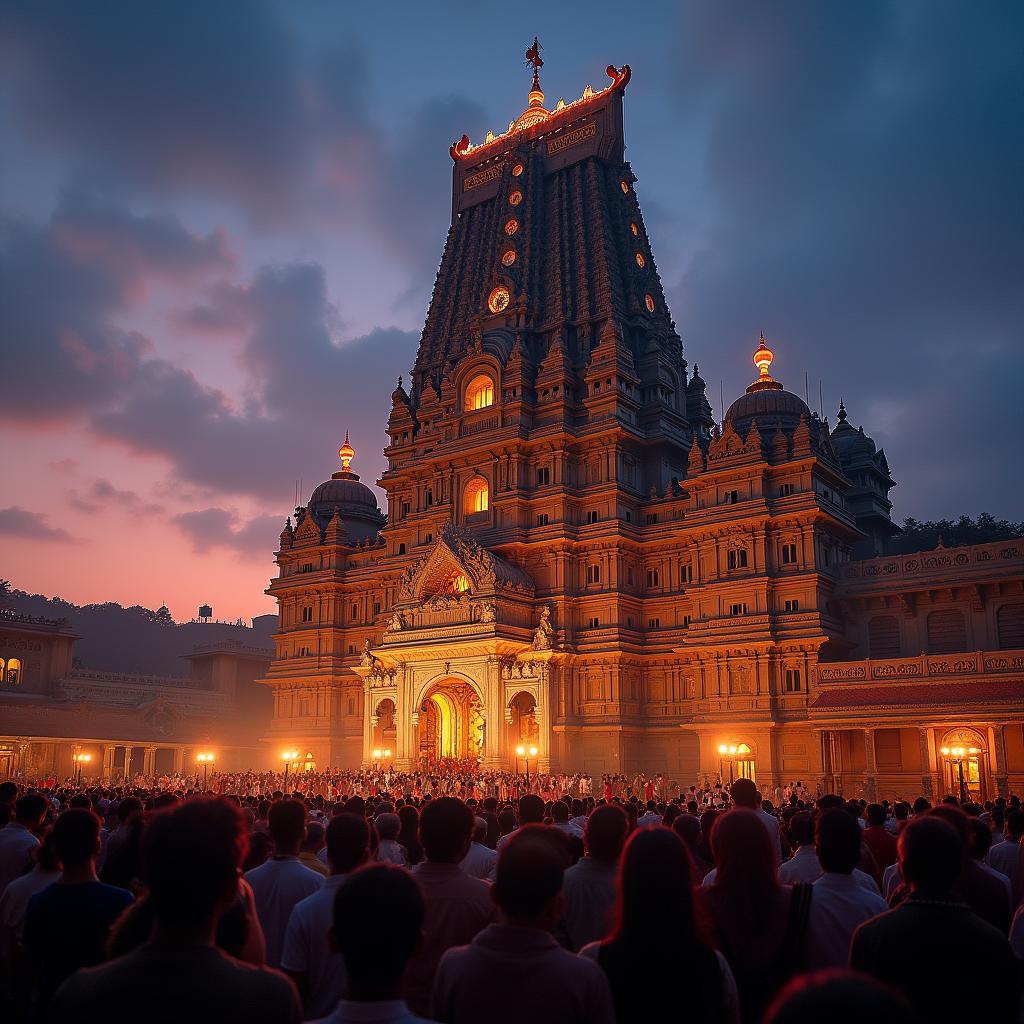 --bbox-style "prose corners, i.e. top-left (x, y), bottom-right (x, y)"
top-left (493, 826), bottom-right (564, 922)
top-left (472, 816), bottom-right (487, 843)
top-left (53, 808), bottom-right (101, 869)
top-left (419, 797), bottom-right (473, 863)
top-left (672, 813), bottom-right (701, 849)
top-left (968, 818), bottom-right (991, 860)
top-left (866, 803), bottom-right (886, 828)
top-left (376, 812), bottom-right (401, 842)
top-left (1006, 809), bottom-right (1024, 839)
top-left (789, 812), bottom-right (815, 847)
top-left (519, 793), bottom-right (545, 824)
top-left (712, 808), bottom-right (777, 892)
top-left (730, 778), bottom-right (759, 809)
top-left (928, 805), bottom-right (969, 851)
top-left (551, 801), bottom-right (569, 823)
top-left (766, 969), bottom-right (913, 1024)
top-left (613, 826), bottom-right (698, 949)
top-left (16, 793), bottom-right (48, 826)
top-left (118, 797), bottom-right (143, 824)
top-left (268, 799), bottom-right (307, 848)
top-left (143, 799), bottom-right (246, 927)
top-left (816, 809), bottom-right (862, 874)
top-left (585, 804), bottom-right (628, 862)
top-left (304, 819), bottom-right (325, 852)
top-left (898, 816), bottom-right (961, 896)
top-left (333, 864), bottom-right (424, 988)
top-left (344, 795), bottom-right (366, 819)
